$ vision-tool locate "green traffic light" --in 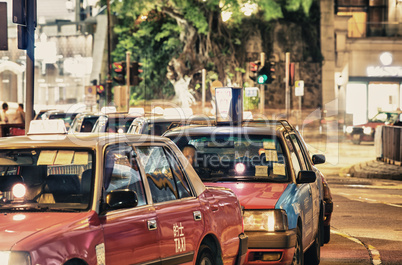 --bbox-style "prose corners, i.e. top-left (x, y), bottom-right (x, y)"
top-left (257, 74), bottom-right (268, 84)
